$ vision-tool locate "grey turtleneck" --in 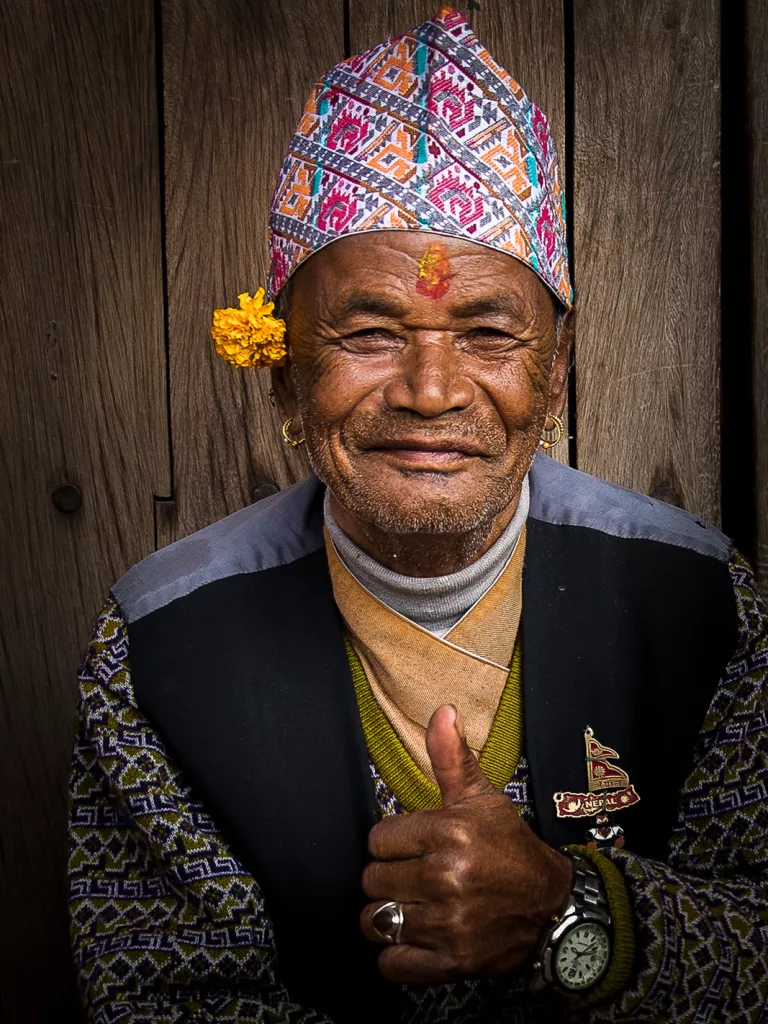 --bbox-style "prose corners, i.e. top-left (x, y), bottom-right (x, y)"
top-left (324, 475), bottom-right (529, 638)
